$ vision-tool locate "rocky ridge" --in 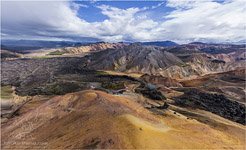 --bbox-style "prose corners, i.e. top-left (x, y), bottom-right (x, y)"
top-left (62, 42), bottom-right (126, 54)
